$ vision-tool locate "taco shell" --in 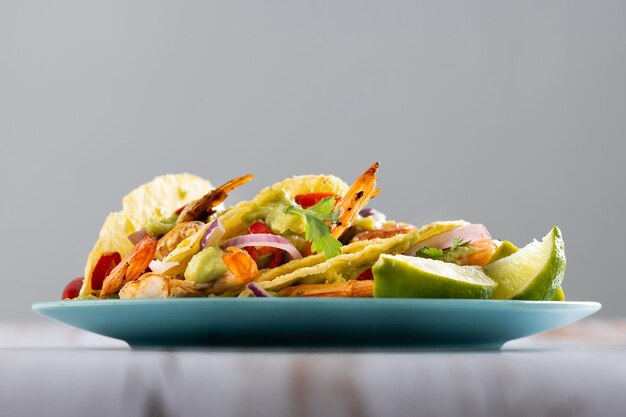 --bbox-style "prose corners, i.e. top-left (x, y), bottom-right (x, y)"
top-left (270, 174), bottom-right (349, 197)
top-left (161, 224), bottom-right (210, 278)
top-left (256, 220), bottom-right (468, 292)
top-left (219, 174), bottom-right (349, 240)
top-left (80, 173), bottom-right (213, 295)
